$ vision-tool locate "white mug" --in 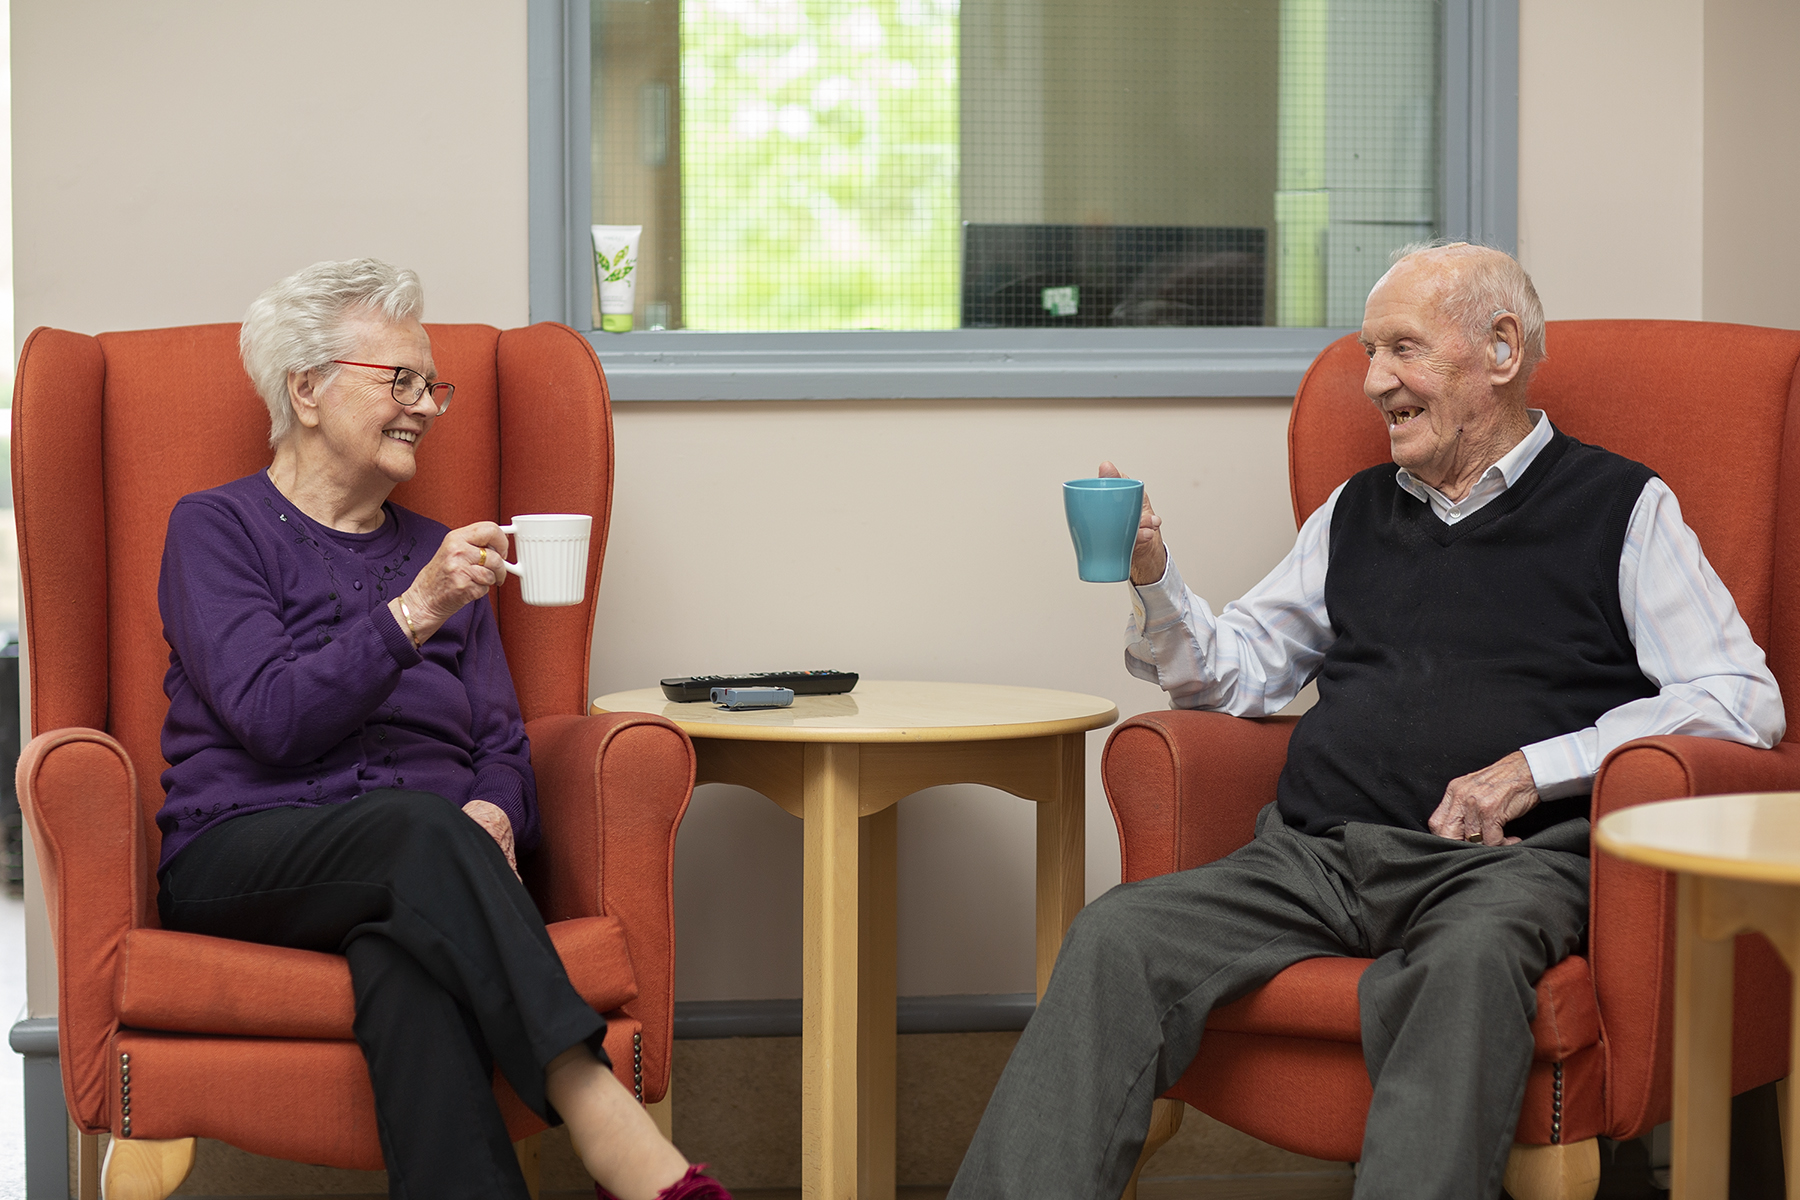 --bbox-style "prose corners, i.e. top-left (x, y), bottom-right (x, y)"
top-left (498, 514), bottom-right (592, 607)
